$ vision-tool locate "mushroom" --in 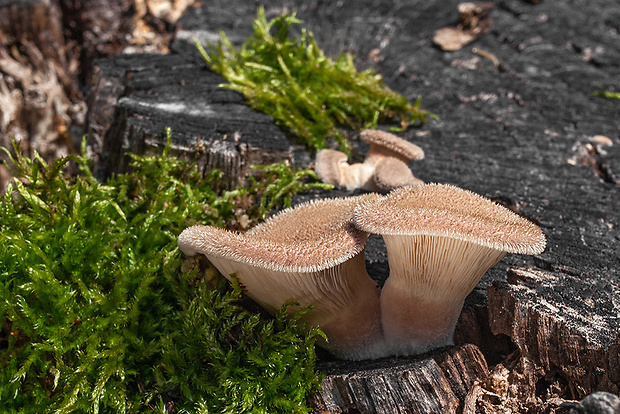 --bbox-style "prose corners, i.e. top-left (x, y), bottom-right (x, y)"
top-left (314, 149), bottom-right (375, 191)
top-left (178, 195), bottom-right (386, 360)
top-left (314, 149), bottom-right (348, 186)
top-left (353, 183), bottom-right (546, 355)
top-left (359, 129), bottom-right (425, 192)
top-left (373, 157), bottom-right (424, 191)
top-left (359, 128), bottom-right (424, 167)
top-left (314, 129), bottom-right (424, 192)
